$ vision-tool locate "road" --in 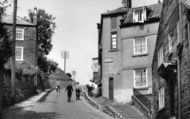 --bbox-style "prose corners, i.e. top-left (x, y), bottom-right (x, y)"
top-left (3, 90), bottom-right (114, 119)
